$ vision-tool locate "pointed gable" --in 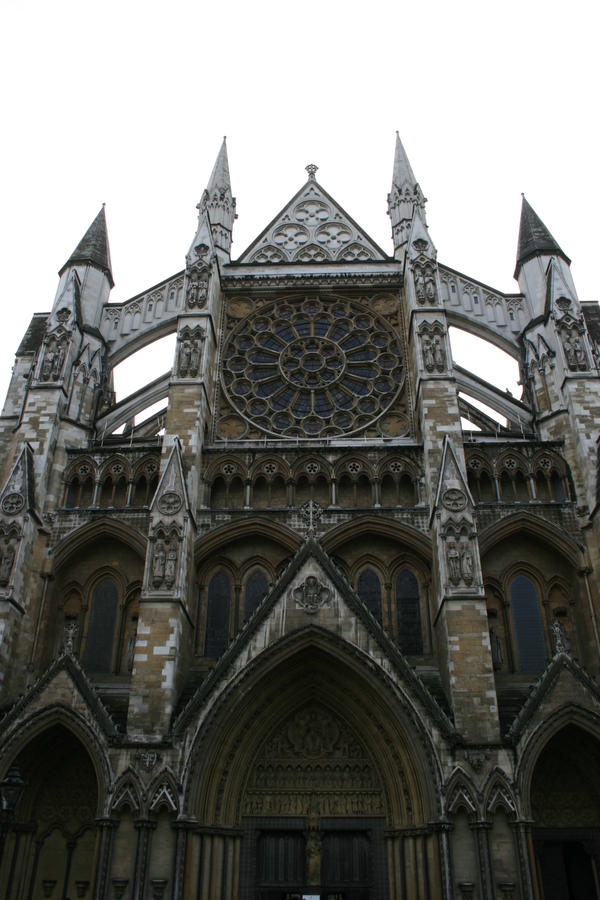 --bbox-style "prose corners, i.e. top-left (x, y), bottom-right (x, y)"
top-left (174, 539), bottom-right (455, 738)
top-left (237, 174), bottom-right (388, 264)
